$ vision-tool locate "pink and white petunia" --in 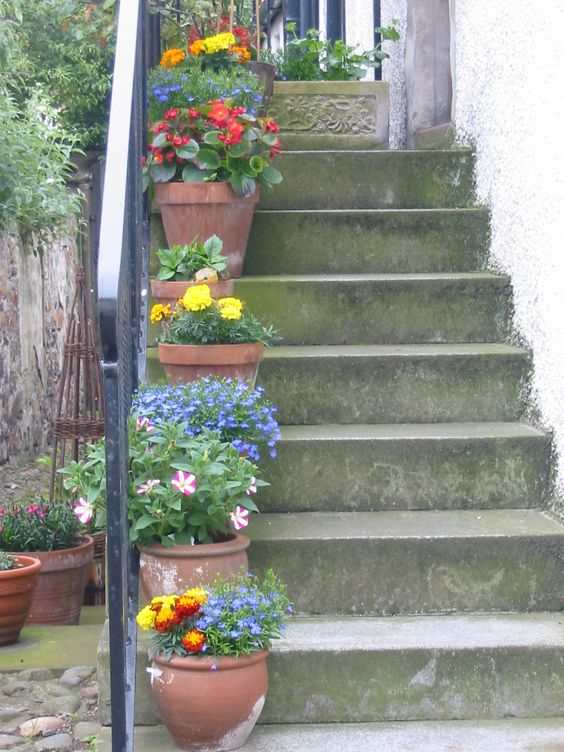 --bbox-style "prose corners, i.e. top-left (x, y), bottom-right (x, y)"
top-left (74, 498), bottom-right (93, 524)
top-left (246, 476), bottom-right (257, 495)
top-left (171, 471), bottom-right (197, 496)
top-left (136, 479), bottom-right (161, 495)
top-left (136, 417), bottom-right (154, 432)
top-left (231, 505), bottom-right (250, 530)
